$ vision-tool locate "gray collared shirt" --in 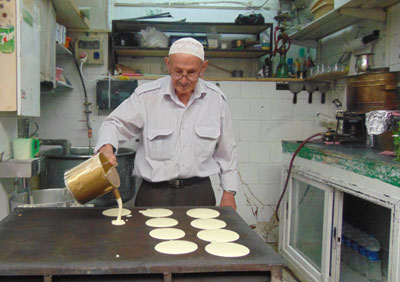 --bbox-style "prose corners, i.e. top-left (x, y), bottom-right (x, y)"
top-left (95, 76), bottom-right (238, 192)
